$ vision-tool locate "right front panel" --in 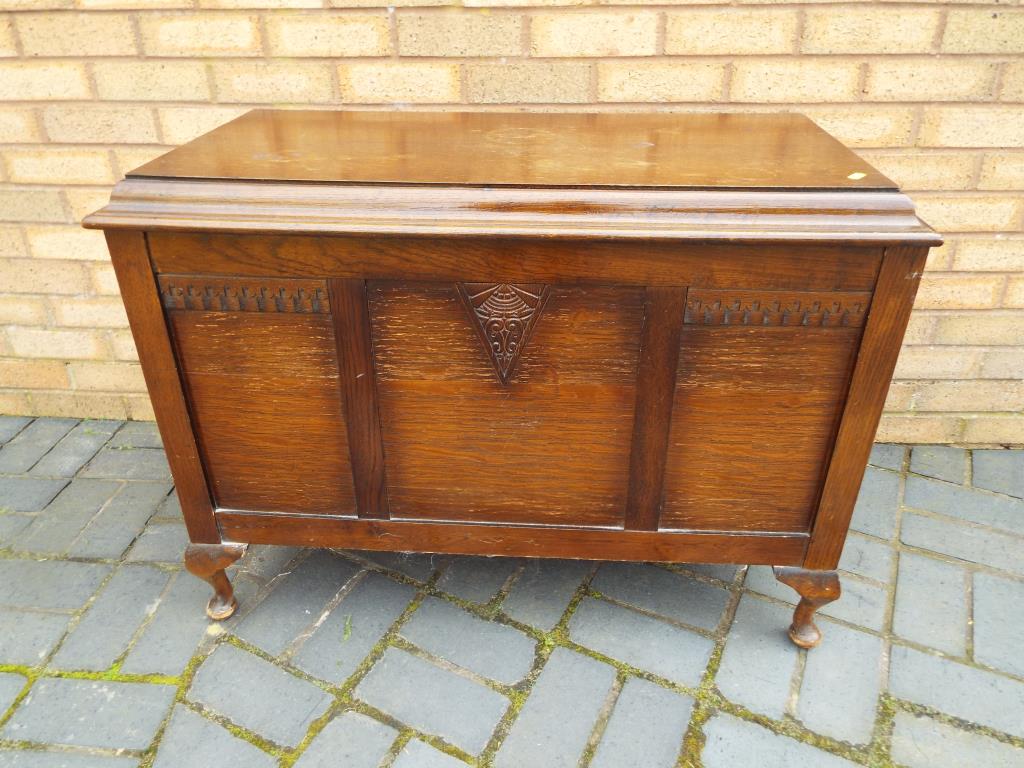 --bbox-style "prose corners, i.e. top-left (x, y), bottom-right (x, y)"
top-left (660, 289), bottom-right (869, 533)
